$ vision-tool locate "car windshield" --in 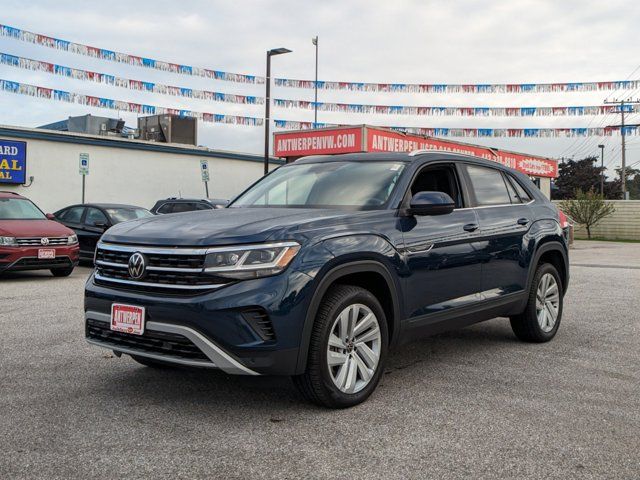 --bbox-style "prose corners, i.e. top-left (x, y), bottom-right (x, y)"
top-left (106, 208), bottom-right (153, 224)
top-left (231, 161), bottom-right (406, 209)
top-left (0, 198), bottom-right (46, 220)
